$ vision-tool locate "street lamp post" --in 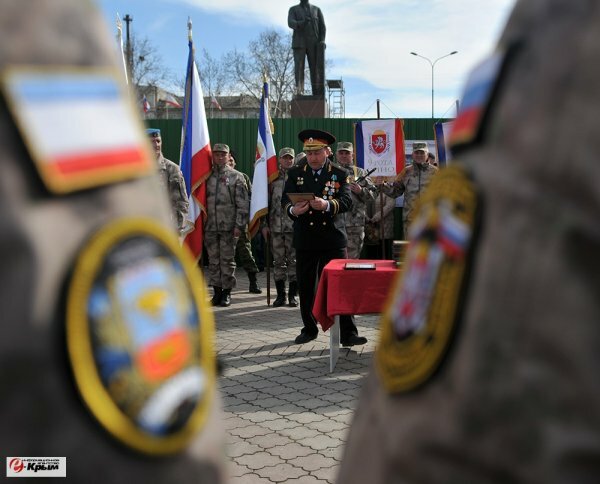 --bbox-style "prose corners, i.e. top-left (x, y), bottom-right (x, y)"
top-left (410, 50), bottom-right (458, 118)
